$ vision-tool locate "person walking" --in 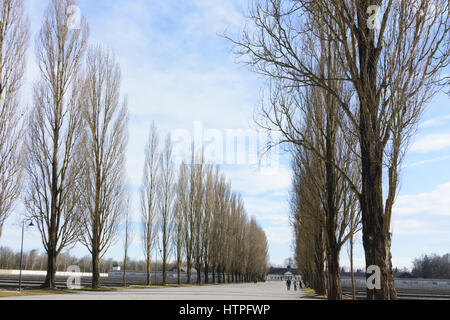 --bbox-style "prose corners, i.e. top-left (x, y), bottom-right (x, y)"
top-left (286, 278), bottom-right (291, 291)
top-left (293, 280), bottom-right (298, 291)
